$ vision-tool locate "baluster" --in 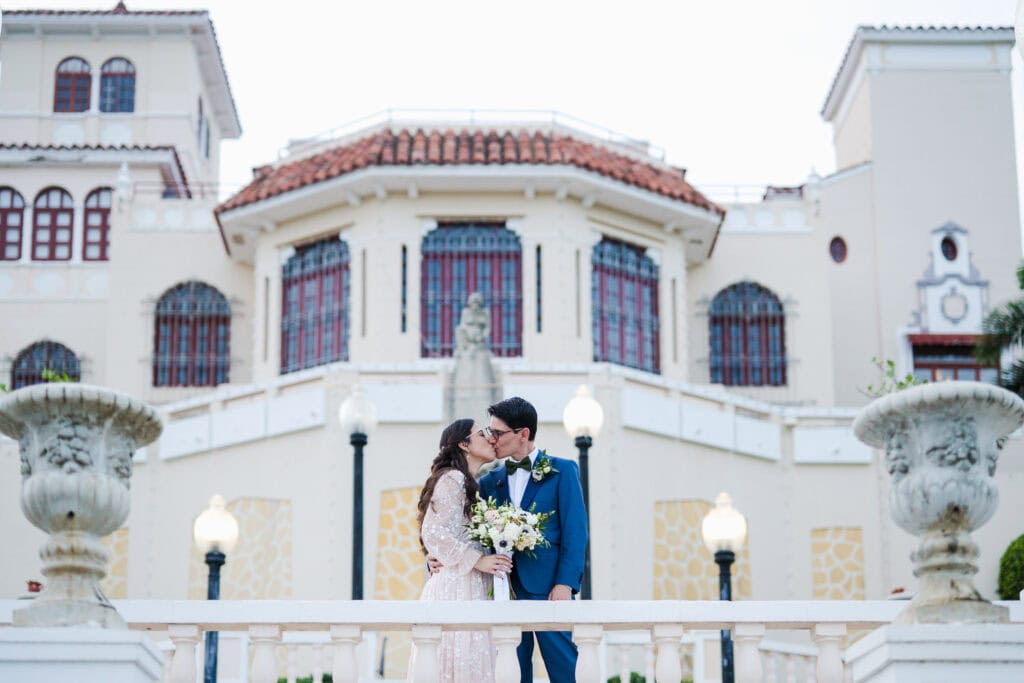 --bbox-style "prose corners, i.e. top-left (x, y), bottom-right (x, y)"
top-left (286, 644), bottom-right (297, 683)
top-left (167, 624), bottom-right (200, 683)
top-left (249, 624), bottom-right (282, 683)
top-left (764, 651), bottom-right (779, 683)
top-left (732, 623), bottom-right (765, 683)
top-left (812, 624), bottom-right (846, 683)
top-left (784, 653), bottom-right (796, 683)
top-left (617, 644), bottom-right (631, 683)
top-left (644, 642), bottom-right (655, 683)
top-left (573, 624), bottom-right (603, 682)
top-left (312, 643), bottom-right (324, 683)
top-left (411, 625), bottom-right (443, 683)
top-left (652, 624), bottom-right (683, 683)
top-left (802, 653), bottom-right (815, 683)
top-left (492, 625), bottom-right (523, 683)
top-left (331, 625), bottom-right (362, 683)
